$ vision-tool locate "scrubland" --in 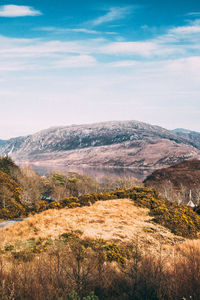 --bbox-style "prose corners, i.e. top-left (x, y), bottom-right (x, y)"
top-left (1, 197), bottom-right (200, 299)
top-left (0, 215), bottom-right (200, 299)
top-left (1, 156), bottom-right (200, 299)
